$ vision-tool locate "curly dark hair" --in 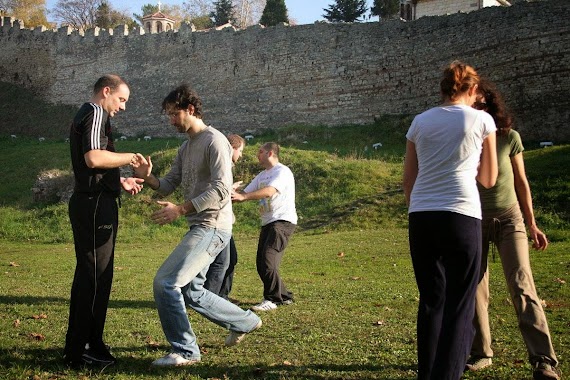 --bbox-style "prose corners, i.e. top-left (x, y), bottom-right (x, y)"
top-left (478, 78), bottom-right (513, 136)
top-left (162, 84), bottom-right (203, 119)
